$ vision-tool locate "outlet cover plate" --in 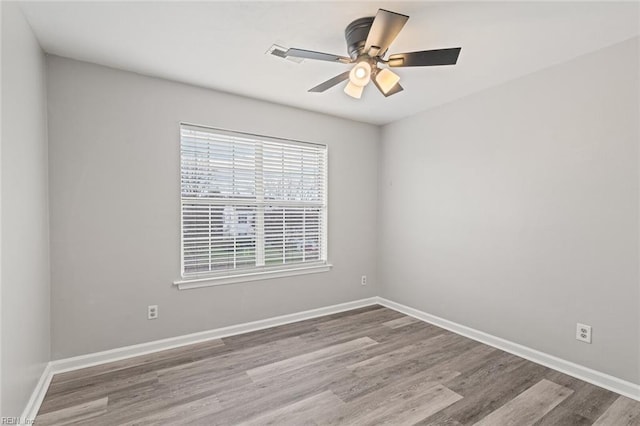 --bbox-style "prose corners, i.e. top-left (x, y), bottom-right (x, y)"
top-left (576, 323), bottom-right (591, 343)
top-left (148, 305), bottom-right (159, 320)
